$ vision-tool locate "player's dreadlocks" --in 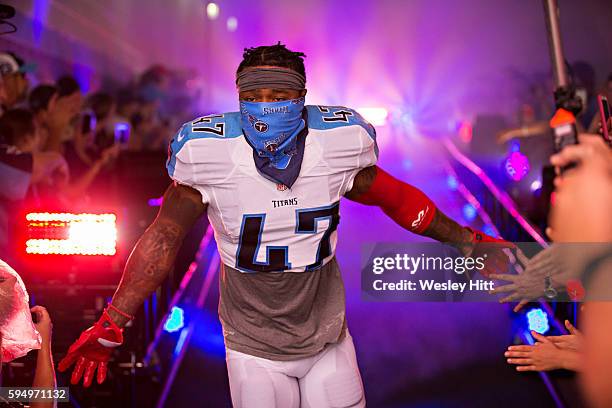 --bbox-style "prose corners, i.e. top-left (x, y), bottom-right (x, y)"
top-left (237, 42), bottom-right (306, 79)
